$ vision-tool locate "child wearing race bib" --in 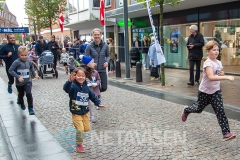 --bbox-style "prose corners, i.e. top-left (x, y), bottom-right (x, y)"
top-left (80, 55), bottom-right (101, 123)
top-left (63, 67), bottom-right (106, 153)
top-left (8, 46), bottom-right (40, 115)
top-left (181, 41), bottom-right (236, 141)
